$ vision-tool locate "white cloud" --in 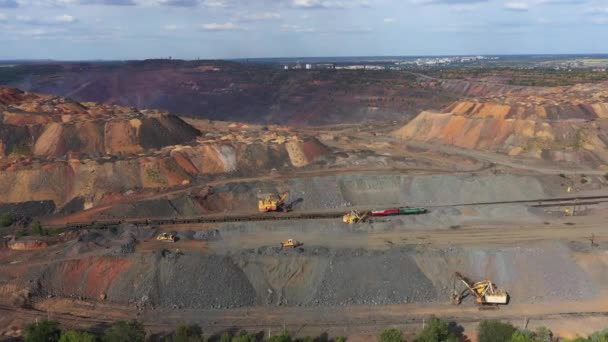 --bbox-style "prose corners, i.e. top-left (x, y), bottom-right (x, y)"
top-left (54, 14), bottom-right (76, 22)
top-left (450, 4), bottom-right (479, 12)
top-left (0, 13), bottom-right (7, 21)
top-left (237, 12), bottom-right (281, 22)
top-left (163, 24), bottom-right (178, 30)
top-left (411, 0), bottom-right (488, 5)
top-left (157, 0), bottom-right (198, 7)
top-left (16, 15), bottom-right (32, 22)
top-left (504, 1), bottom-right (529, 11)
top-left (383, 17), bottom-right (396, 23)
top-left (537, 17), bottom-right (552, 23)
top-left (202, 0), bottom-right (225, 7)
top-left (280, 24), bottom-right (315, 32)
top-left (200, 22), bottom-right (244, 31)
top-left (537, 0), bottom-right (586, 4)
top-left (291, 0), bottom-right (367, 9)
top-left (592, 16), bottom-right (608, 24)
top-left (585, 7), bottom-right (608, 15)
